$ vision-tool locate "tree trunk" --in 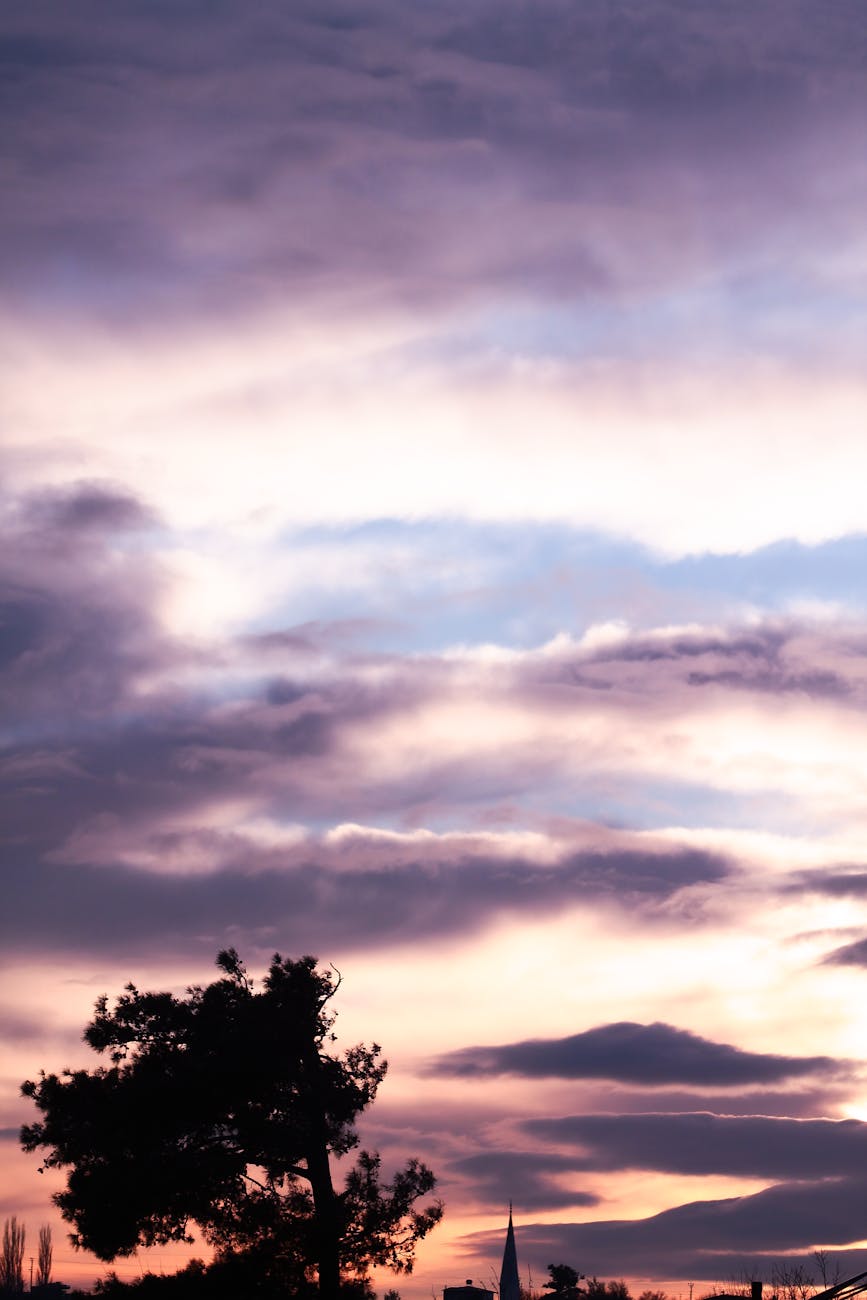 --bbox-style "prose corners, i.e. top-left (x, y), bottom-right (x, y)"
top-left (306, 1137), bottom-right (341, 1300)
